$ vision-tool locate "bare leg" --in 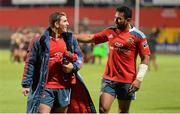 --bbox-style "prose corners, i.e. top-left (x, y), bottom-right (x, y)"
top-left (39, 103), bottom-right (51, 114)
top-left (98, 56), bottom-right (102, 65)
top-left (99, 92), bottom-right (115, 113)
top-left (118, 100), bottom-right (131, 113)
top-left (92, 56), bottom-right (95, 64)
